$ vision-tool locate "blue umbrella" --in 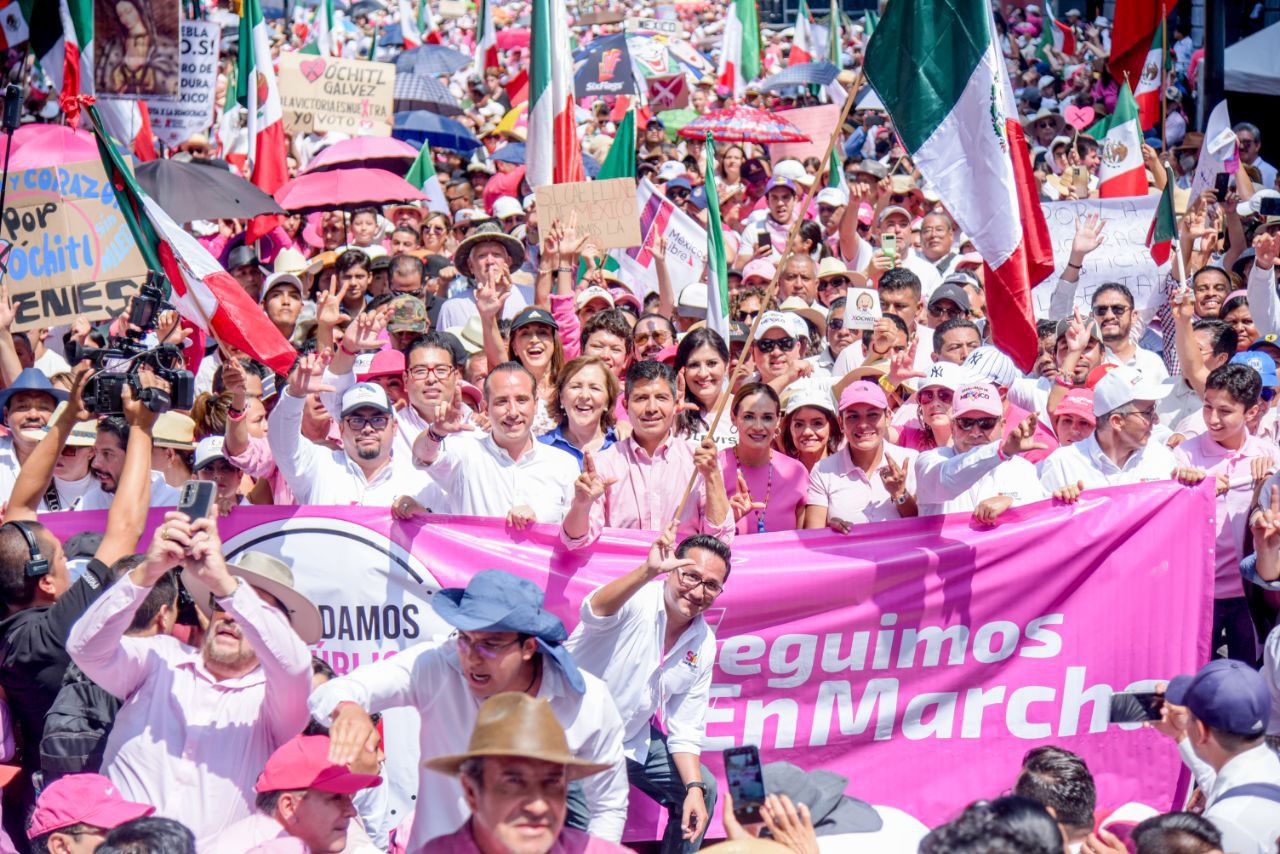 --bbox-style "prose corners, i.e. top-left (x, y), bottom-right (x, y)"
top-left (490, 143), bottom-right (525, 165)
top-left (582, 153), bottom-right (601, 180)
top-left (393, 111), bottom-right (482, 152)
top-left (395, 44), bottom-right (472, 77)
top-left (760, 61), bottom-right (840, 92)
top-left (379, 23), bottom-right (403, 46)
top-left (394, 74), bottom-right (463, 116)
